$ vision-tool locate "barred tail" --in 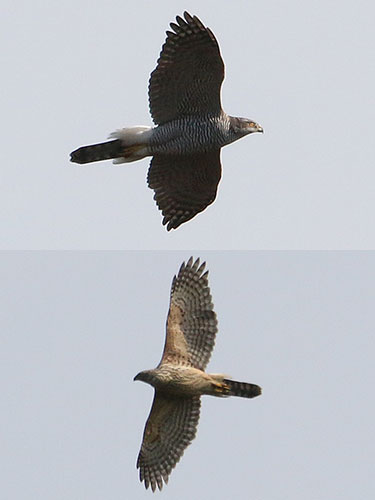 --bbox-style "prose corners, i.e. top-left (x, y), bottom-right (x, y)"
top-left (70, 139), bottom-right (122, 164)
top-left (223, 379), bottom-right (262, 399)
